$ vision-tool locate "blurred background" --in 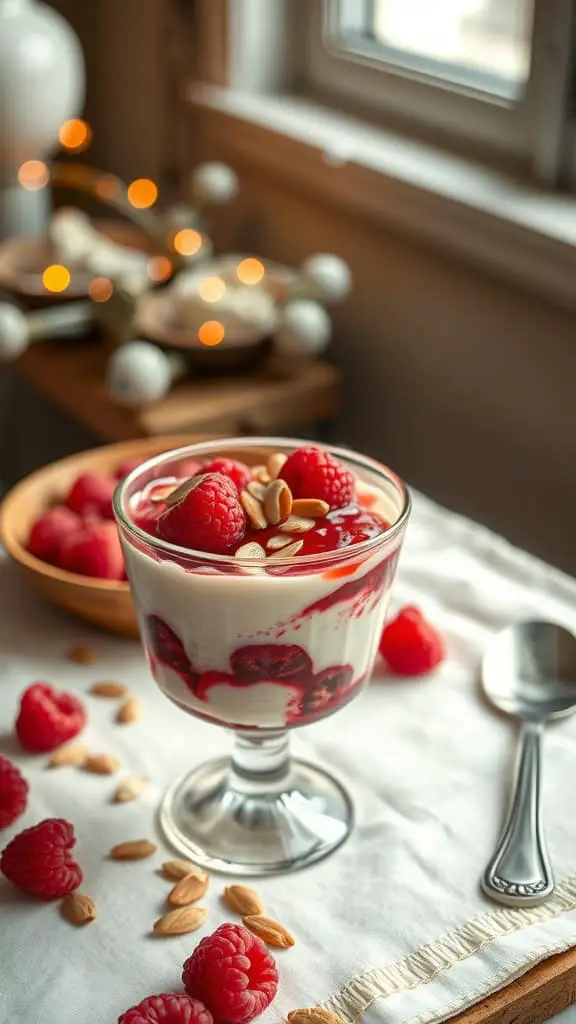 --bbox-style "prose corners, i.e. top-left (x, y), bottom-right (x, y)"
top-left (2, 0), bottom-right (575, 573)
